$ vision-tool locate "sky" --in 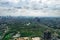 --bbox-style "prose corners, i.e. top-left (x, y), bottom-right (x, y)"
top-left (0, 0), bottom-right (60, 17)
